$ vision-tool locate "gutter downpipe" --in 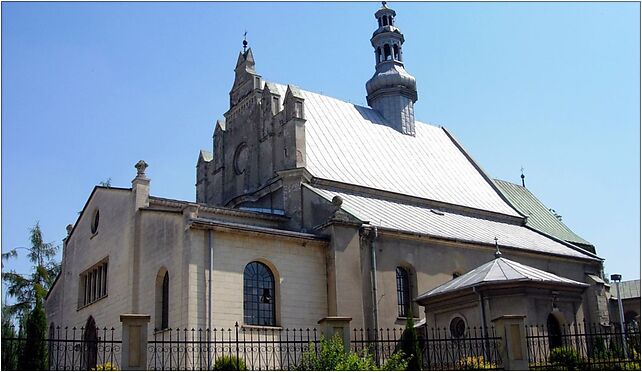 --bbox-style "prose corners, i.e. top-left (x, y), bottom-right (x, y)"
top-left (369, 225), bottom-right (380, 361)
top-left (474, 286), bottom-right (489, 359)
top-left (208, 230), bottom-right (213, 336)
